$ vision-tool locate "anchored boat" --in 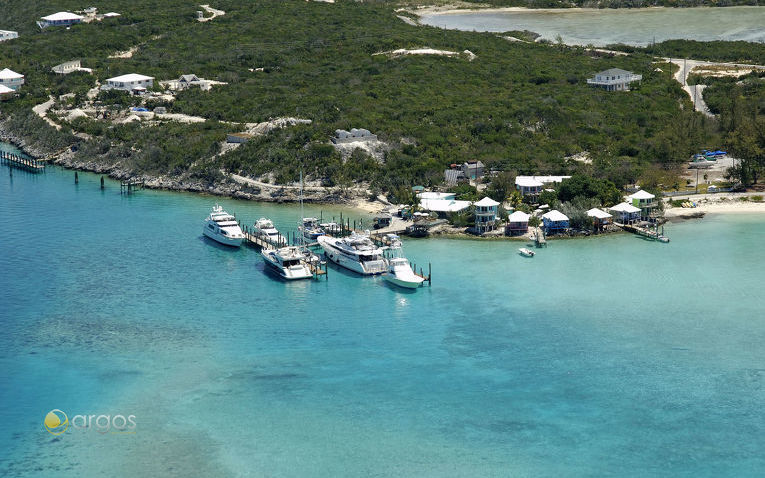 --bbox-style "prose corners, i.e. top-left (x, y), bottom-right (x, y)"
top-left (253, 218), bottom-right (287, 247)
top-left (203, 205), bottom-right (244, 247)
top-left (261, 246), bottom-right (319, 280)
top-left (318, 232), bottom-right (387, 275)
top-left (382, 235), bottom-right (424, 289)
top-left (519, 247), bottom-right (535, 257)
